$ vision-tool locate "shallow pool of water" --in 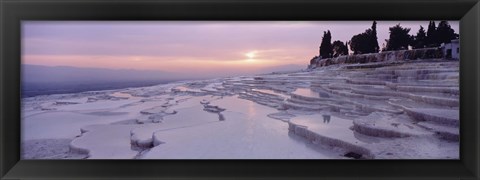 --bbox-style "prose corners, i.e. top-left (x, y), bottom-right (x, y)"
top-left (290, 114), bottom-right (370, 144)
top-left (292, 88), bottom-right (330, 98)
